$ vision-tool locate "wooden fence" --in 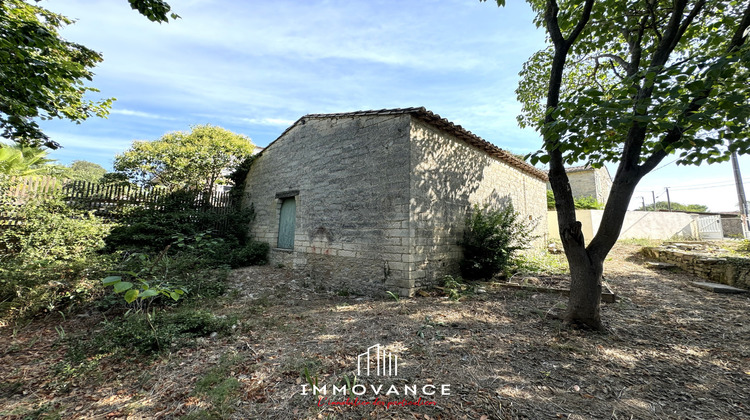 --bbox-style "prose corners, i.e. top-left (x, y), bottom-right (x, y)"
top-left (1, 176), bottom-right (238, 231)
